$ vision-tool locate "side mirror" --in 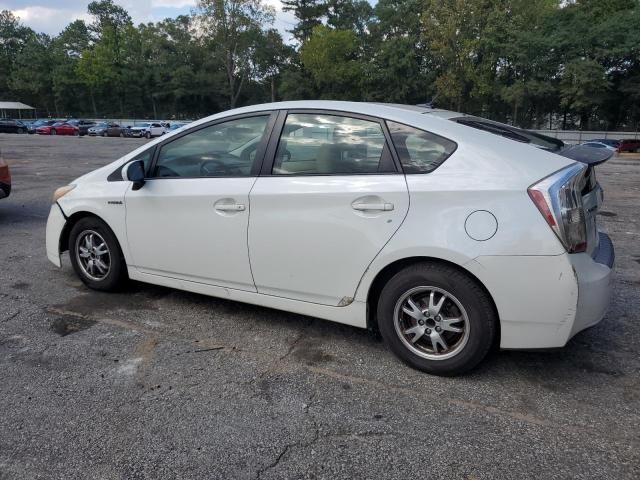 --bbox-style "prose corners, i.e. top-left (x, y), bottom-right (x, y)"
top-left (123, 160), bottom-right (146, 191)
